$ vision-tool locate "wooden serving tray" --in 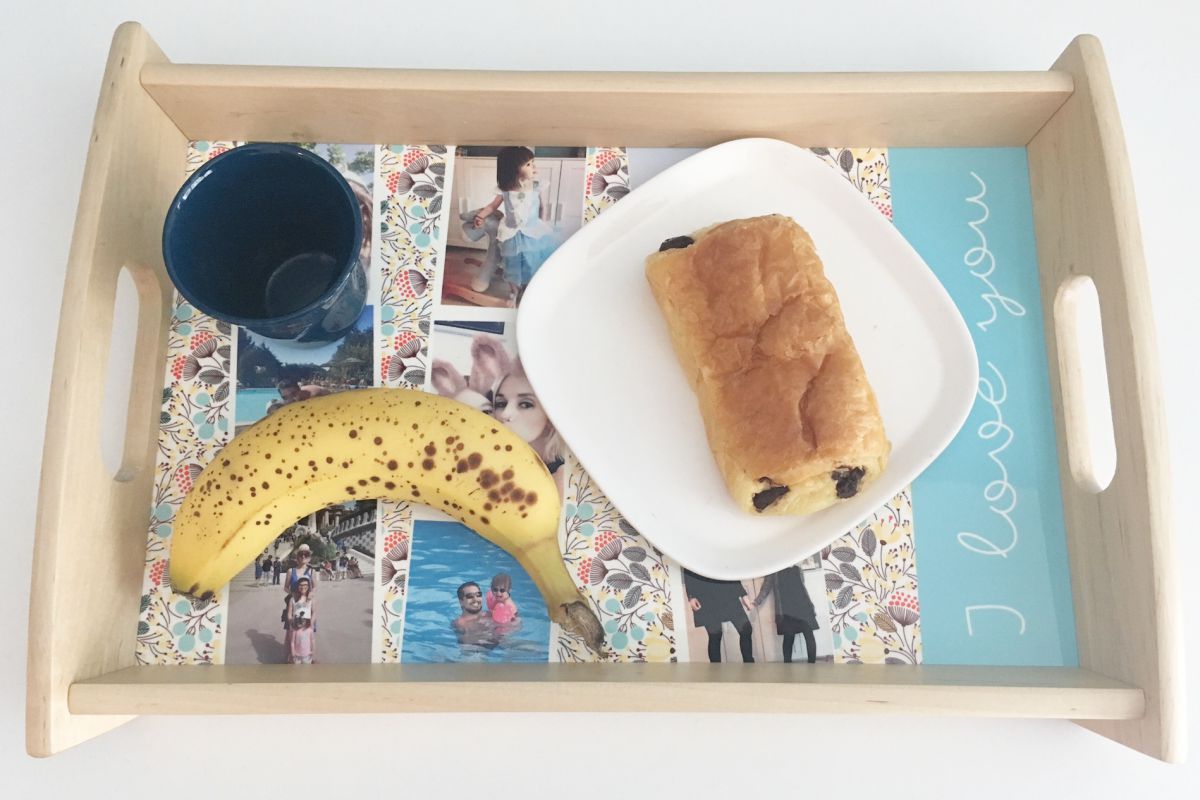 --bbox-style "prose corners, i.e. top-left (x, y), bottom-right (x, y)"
top-left (27, 22), bottom-right (1182, 762)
